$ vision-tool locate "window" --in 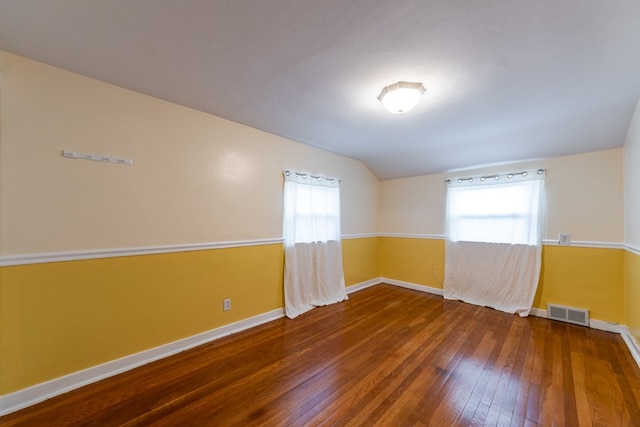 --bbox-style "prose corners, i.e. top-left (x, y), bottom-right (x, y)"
top-left (443, 170), bottom-right (546, 315)
top-left (282, 170), bottom-right (346, 318)
top-left (446, 178), bottom-right (544, 245)
top-left (283, 174), bottom-right (340, 245)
